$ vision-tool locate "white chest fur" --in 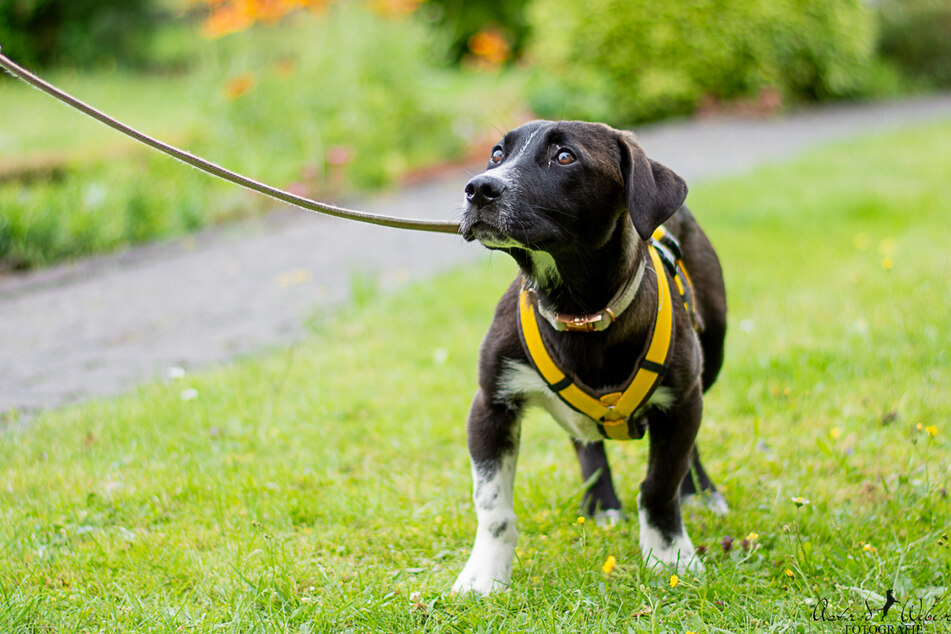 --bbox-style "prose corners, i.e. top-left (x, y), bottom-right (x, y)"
top-left (496, 360), bottom-right (673, 442)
